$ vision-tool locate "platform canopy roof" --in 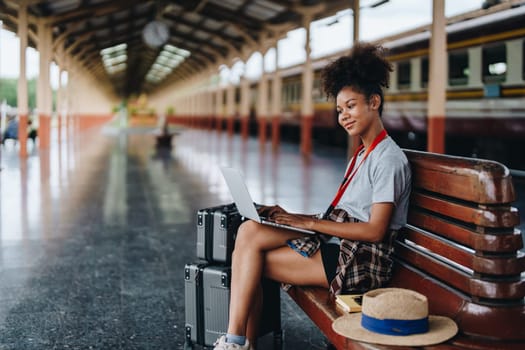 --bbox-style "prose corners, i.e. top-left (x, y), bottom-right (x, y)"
top-left (0, 0), bottom-right (355, 97)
